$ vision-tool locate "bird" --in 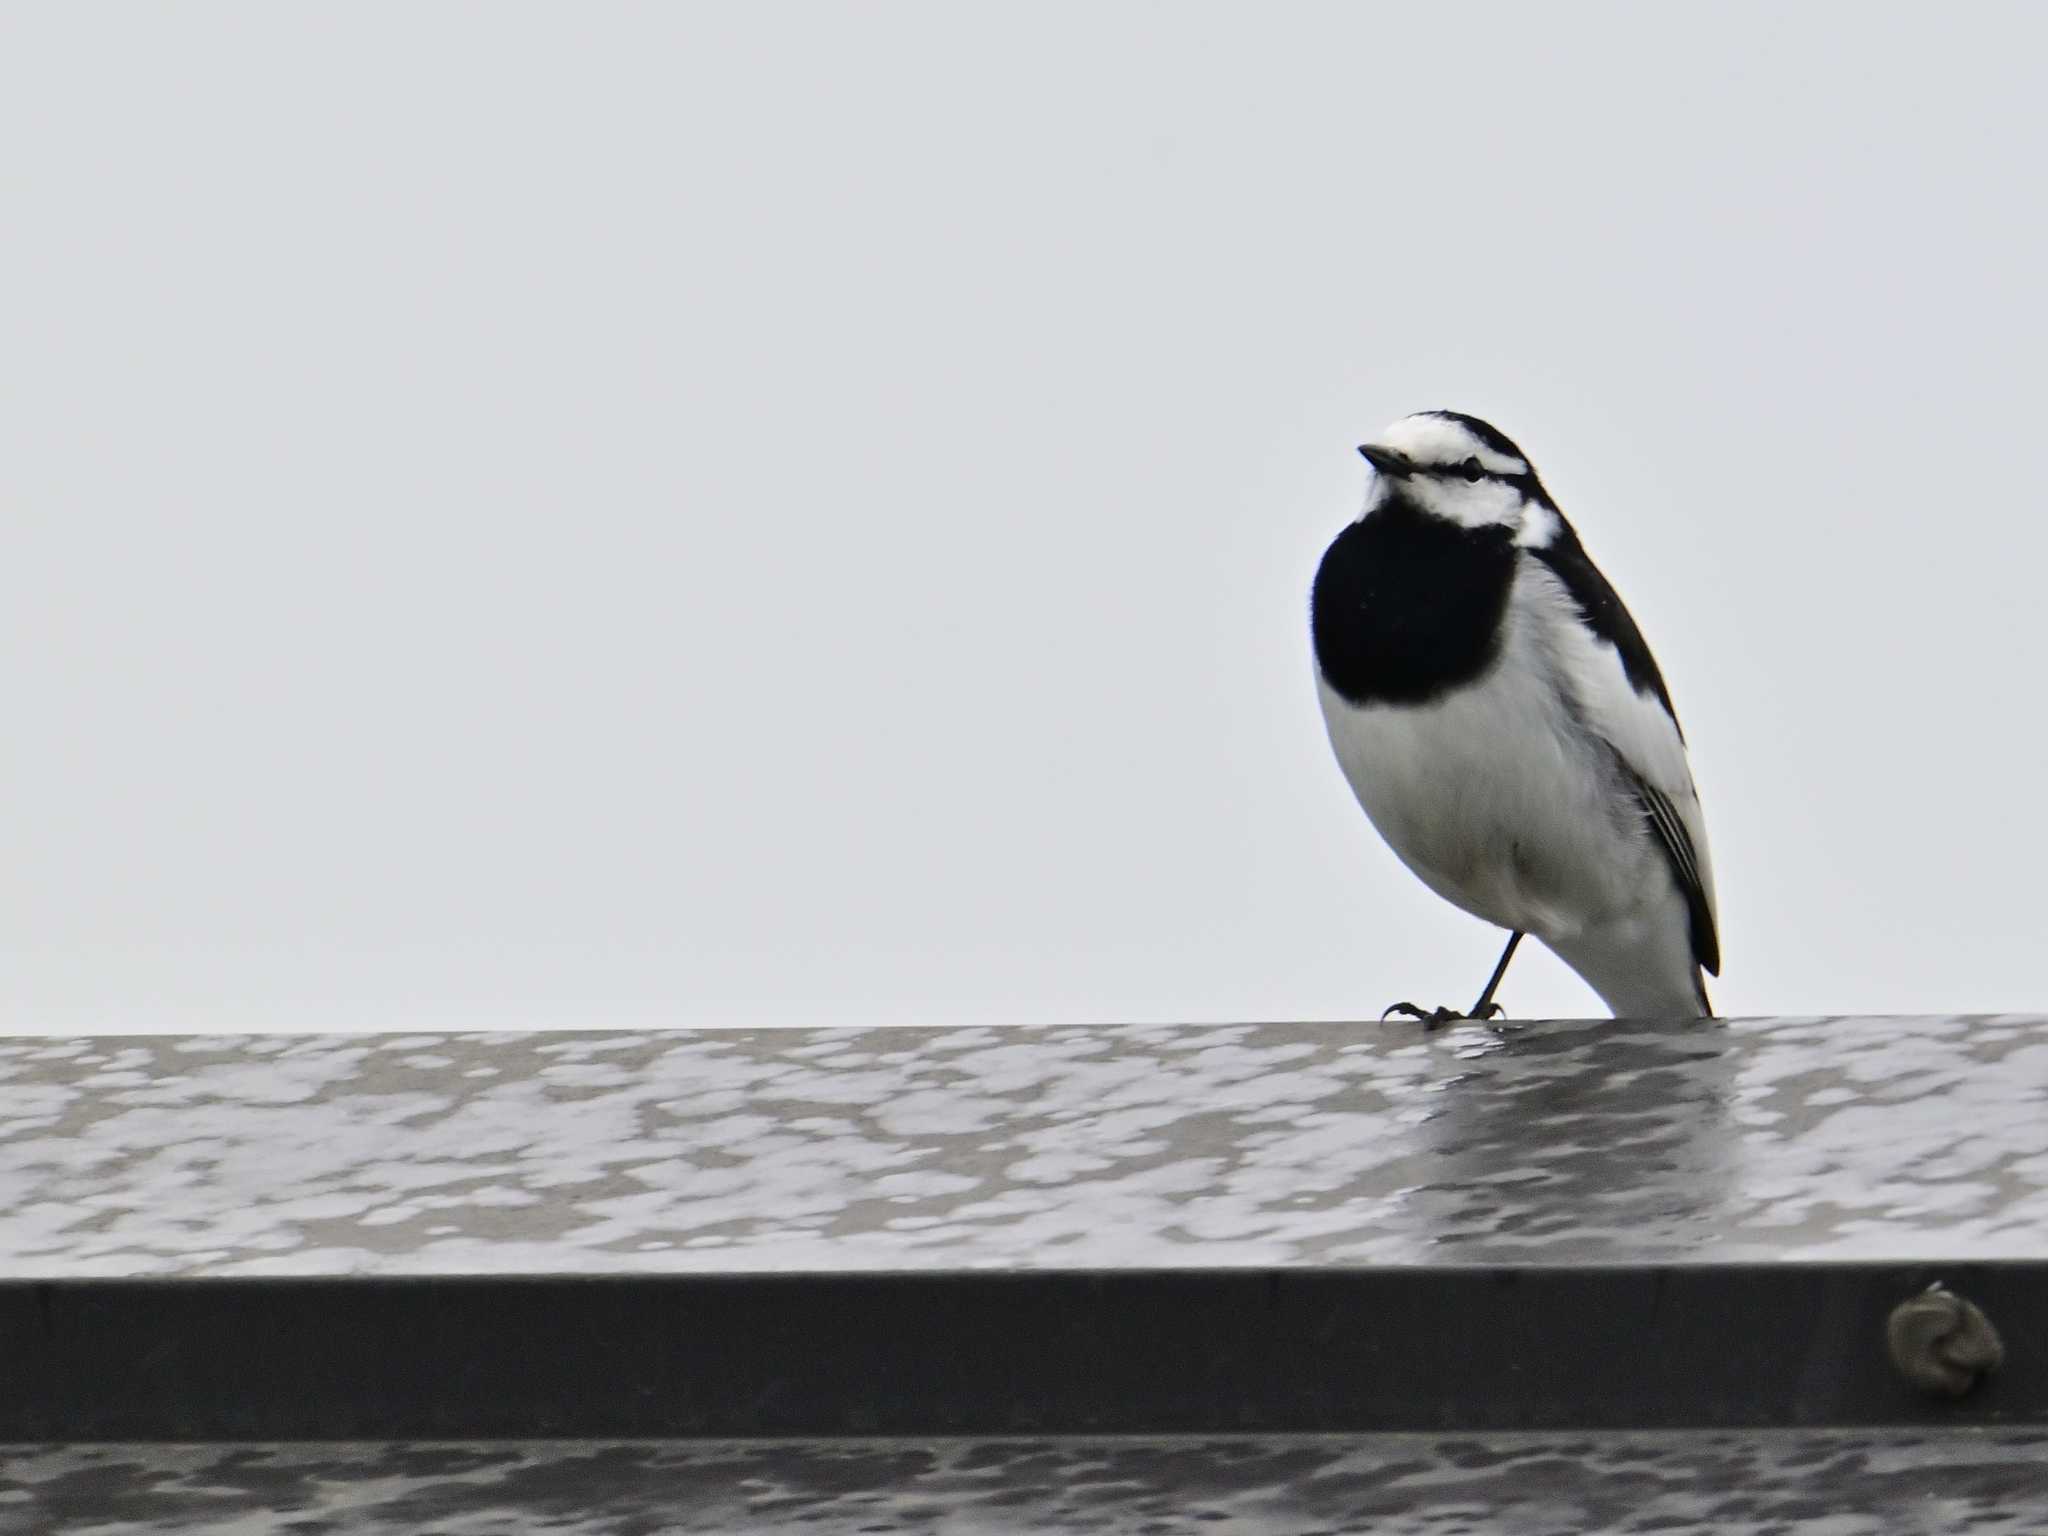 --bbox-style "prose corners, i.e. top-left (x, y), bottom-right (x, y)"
top-left (1309, 410), bottom-right (1719, 1021)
